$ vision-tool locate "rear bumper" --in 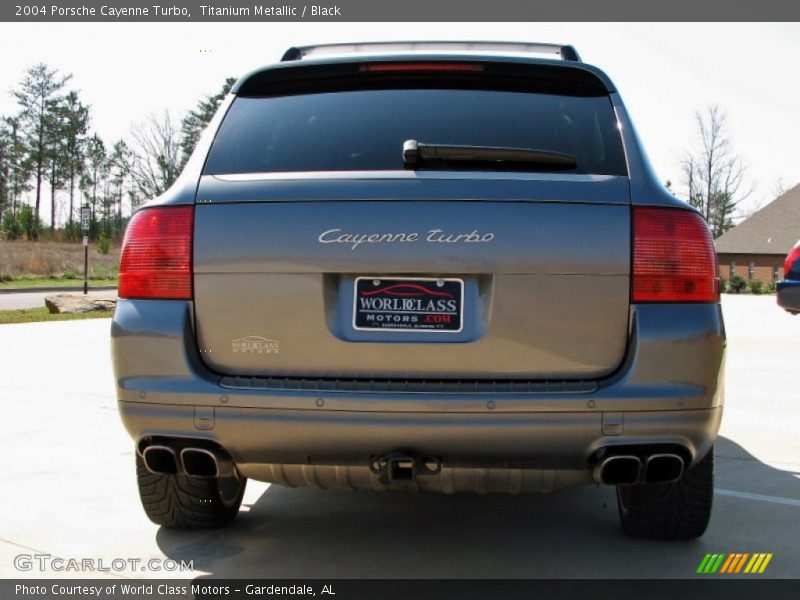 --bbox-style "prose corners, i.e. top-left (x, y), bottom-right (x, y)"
top-left (777, 280), bottom-right (800, 313)
top-left (120, 401), bottom-right (721, 470)
top-left (112, 299), bottom-right (725, 469)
